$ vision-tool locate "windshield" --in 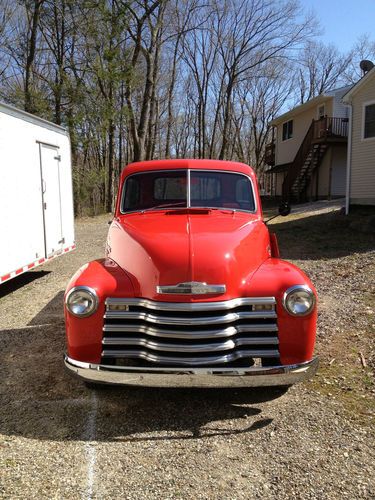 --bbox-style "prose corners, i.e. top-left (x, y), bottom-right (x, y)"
top-left (121, 169), bottom-right (255, 213)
